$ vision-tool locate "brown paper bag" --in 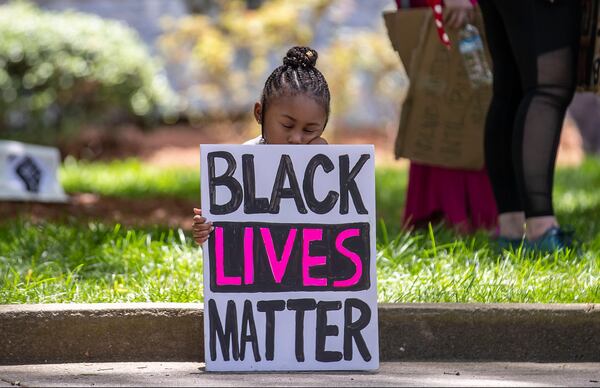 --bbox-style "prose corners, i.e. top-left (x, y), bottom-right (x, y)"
top-left (384, 8), bottom-right (492, 170)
